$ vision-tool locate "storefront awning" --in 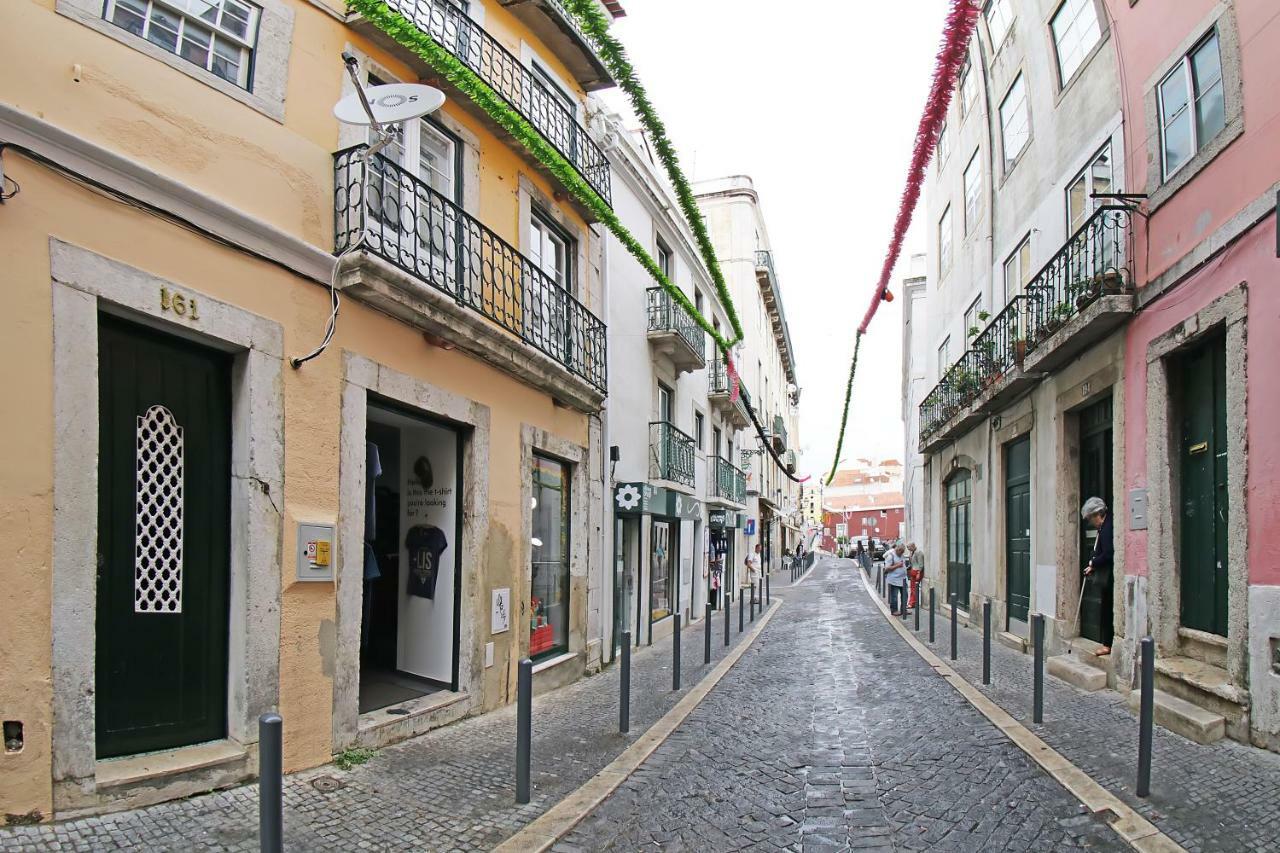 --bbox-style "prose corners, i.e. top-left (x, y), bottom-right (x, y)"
top-left (613, 482), bottom-right (702, 520)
